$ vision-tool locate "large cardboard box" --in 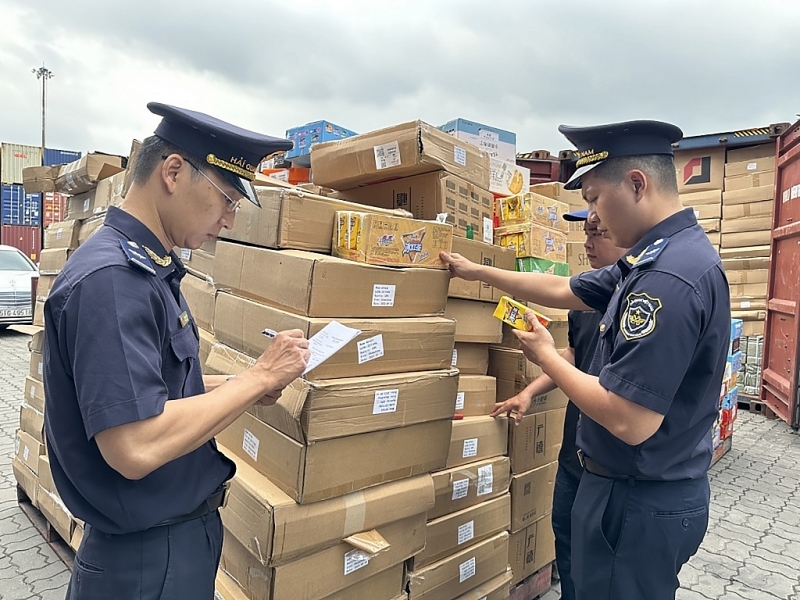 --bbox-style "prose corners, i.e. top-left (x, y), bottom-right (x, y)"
top-left (22, 165), bottom-right (59, 194)
top-left (199, 328), bottom-right (215, 372)
top-left (445, 298), bottom-right (503, 344)
top-left (725, 144), bottom-right (775, 177)
top-left (182, 248), bottom-right (215, 280)
top-left (341, 172), bottom-right (495, 242)
top-left (508, 408), bottom-right (566, 474)
top-left (407, 532), bottom-right (509, 600)
top-left (722, 200), bottom-right (773, 221)
top-left (731, 300), bottom-right (766, 311)
top-left (214, 242), bottom-right (449, 318)
top-left (38, 248), bottom-right (71, 275)
top-left (218, 447), bottom-right (433, 566)
top-left (77, 214), bottom-right (105, 245)
top-left (311, 120), bottom-right (491, 190)
top-left (722, 257), bottom-right (770, 271)
top-left (508, 514), bottom-right (555, 585)
top-left (411, 494), bottom-right (511, 569)
top-left (489, 158), bottom-right (530, 197)
top-left (529, 182), bottom-right (584, 210)
top-left (722, 185), bottom-right (774, 205)
top-left (181, 273), bottom-right (216, 333)
top-left (28, 351), bottom-right (43, 381)
top-left (688, 204), bottom-right (721, 220)
top-left (66, 178), bottom-right (113, 220)
top-left (213, 293), bottom-right (455, 379)
top-left (15, 429), bottom-right (44, 475)
top-left (729, 282), bottom-right (768, 299)
top-left (674, 148), bottom-right (725, 194)
top-left (679, 189), bottom-right (723, 207)
top-left (724, 171), bottom-right (775, 192)
top-left (56, 152), bottom-right (125, 195)
top-left (456, 375), bottom-right (496, 417)
top-left (248, 369), bottom-right (458, 443)
top-left (567, 241), bottom-right (591, 276)
top-left (719, 245), bottom-right (771, 259)
top-left (453, 343), bottom-right (490, 376)
top-left (446, 416), bottom-right (508, 469)
top-left (217, 411), bottom-right (451, 503)
top-left (12, 458), bottom-right (38, 507)
top-left (447, 236), bottom-right (515, 303)
top-left (495, 193), bottom-right (569, 232)
top-left (488, 347), bottom-right (569, 414)
top-left (721, 230), bottom-right (771, 249)
top-left (725, 269), bottom-right (769, 285)
top-left (721, 215), bottom-right (773, 234)
top-left (429, 457), bottom-right (511, 520)
top-left (221, 514), bottom-right (424, 600)
top-left (510, 461), bottom-right (557, 533)
top-left (439, 118), bottom-right (516, 163)
top-left (698, 219), bottom-right (721, 233)
top-left (37, 487), bottom-right (75, 544)
top-left (494, 223), bottom-right (567, 262)
top-left (23, 376), bottom-right (45, 413)
top-left (333, 212), bottom-right (453, 269)
top-left (20, 403), bottom-right (44, 444)
top-left (43, 221), bottom-right (81, 250)
top-left (222, 186), bottom-right (410, 253)
top-left (453, 569), bottom-right (512, 600)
